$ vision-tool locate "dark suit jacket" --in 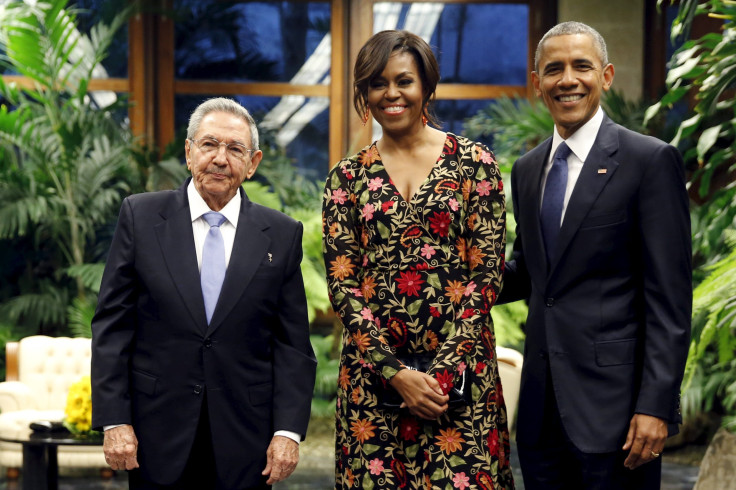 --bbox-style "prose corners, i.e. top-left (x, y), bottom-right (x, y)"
top-left (500, 115), bottom-right (692, 453)
top-left (91, 179), bottom-right (317, 487)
